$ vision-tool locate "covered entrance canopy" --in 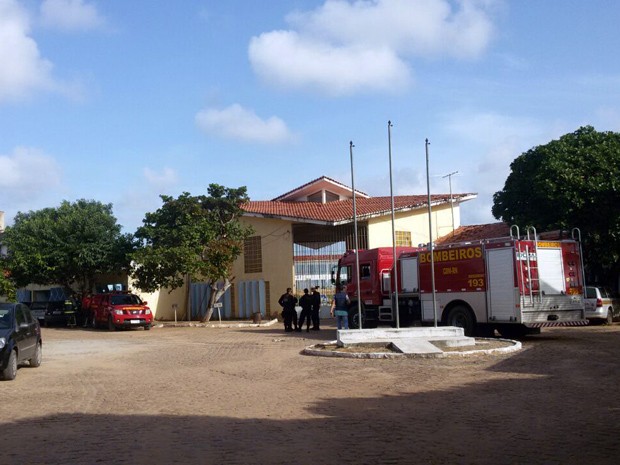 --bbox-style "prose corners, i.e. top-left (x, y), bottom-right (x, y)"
top-left (292, 222), bottom-right (368, 293)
